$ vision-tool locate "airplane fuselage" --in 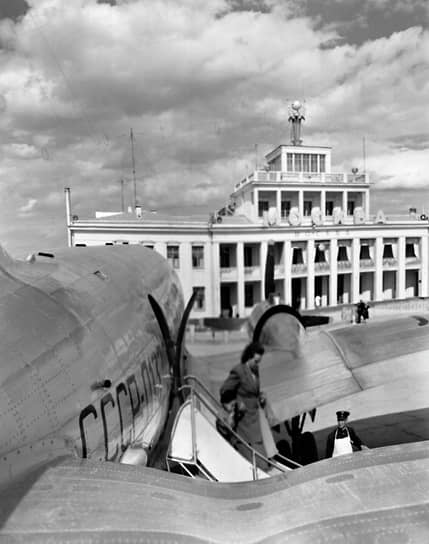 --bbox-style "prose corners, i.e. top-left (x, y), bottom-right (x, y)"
top-left (0, 245), bottom-right (183, 485)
